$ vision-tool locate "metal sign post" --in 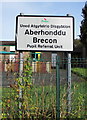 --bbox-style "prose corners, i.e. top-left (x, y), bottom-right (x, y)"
top-left (66, 14), bottom-right (72, 116)
top-left (67, 52), bottom-right (71, 116)
top-left (17, 13), bottom-right (24, 118)
top-left (15, 13), bottom-right (74, 119)
top-left (19, 51), bottom-right (23, 118)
